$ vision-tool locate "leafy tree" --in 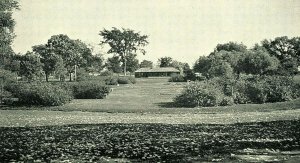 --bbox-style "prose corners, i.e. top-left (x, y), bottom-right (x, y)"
top-left (215, 42), bottom-right (247, 52)
top-left (158, 57), bottom-right (173, 67)
top-left (106, 55), bottom-right (122, 73)
top-left (262, 36), bottom-right (299, 75)
top-left (193, 56), bottom-right (211, 77)
top-left (32, 44), bottom-right (62, 82)
top-left (122, 53), bottom-right (139, 74)
top-left (208, 60), bottom-right (234, 79)
top-left (54, 56), bottom-right (67, 81)
top-left (45, 35), bottom-right (92, 81)
top-left (85, 54), bottom-right (104, 74)
top-left (19, 52), bottom-right (43, 81)
top-left (238, 49), bottom-right (279, 75)
top-left (100, 27), bottom-right (148, 76)
top-left (140, 60), bottom-right (153, 68)
top-left (0, 0), bottom-right (19, 69)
